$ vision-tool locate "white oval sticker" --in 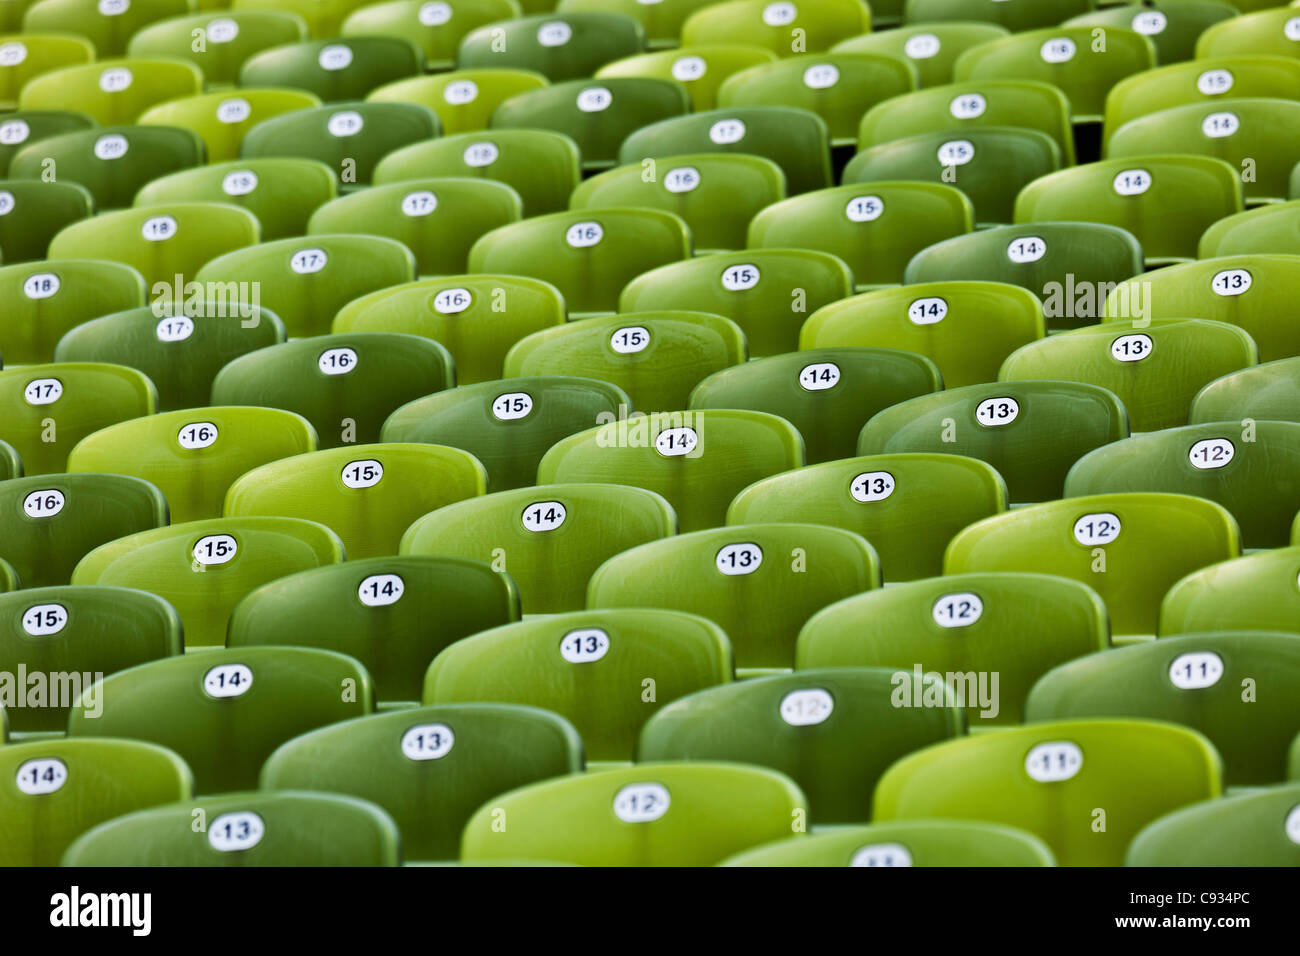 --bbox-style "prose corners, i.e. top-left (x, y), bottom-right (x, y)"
top-left (522, 500), bottom-right (566, 532)
top-left (850, 471), bottom-right (895, 502)
top-left (16, 758), bottom-right (67, 795)
top-left (560, 627), bottom-right (609, 663)
top-left (419, 1), bottom-right (452, 25)
top-left (93, 134), bottom-right (129, 160)
top-left (401, 723), bottom-right (454, 760)
top-left (576, 86), bottom-right (612, 112)
top-left (319, 44), bottom-right (354, 70)
top-left (612, 783), bottom-right (669, 822)
top-left (156, 316), bottom-right (194, 342)
top-left (341, 459), bottom-right (383, 488)
top-left (401, 190), bottom-right (437, 217)
top-left (318, 346), bottom-right (356, 374)
top-left (0, 119), bottom-right (30, 145)
top-left (1025, 741), bottom-right (1083, 782)
top-left (209, 811), bottom-right (264, 851)
top-left (22, 603), bottom-right (67, 636)
top-left (463, 141), bottom-right (498, 167)
top-left (655, 426), bottom-right (698, 457)
top-left (1188, 438), bottom-right (1234, 470)
top-left (443, 80), bottom-right (478, 105)
top-left (975, 396), bottom-right (1019, 427)
top-left (537, 21), bottom-right (572, 46)
top-left (99, 67), bottom-right (132, 93)
top-left (177, 421), bottom-right (218, 450)
top-left (779, 688), bottom-right (833, 726)
top-left (1110, 333), bottom-right (1152, 362)
top-left (845, 195), bottom-right (883, 222)
top-left (433, 287), bottom-right (471, 314)
top-left (851, 843), bottom-right (912, 866)
top-left (799, 362), bottom-right (840, 391)
top-left (1040, 37), bottom-right (1076, 63)
top-left (24, 378), bottom-right (62, 405)
top-left (1201, 111), bottom-right (1239, 138)
top-left (1197, 69), bottom-right (1233, 96)
top-left (803, 63), bottom-right (838, 89)
top-left (0, 42), bottom-right (26, 67)
top-left (709, 119), bottom-right (746, 144)
top-left (141, 216), bottom-right (177, 242)
top-left (193, 534), bottom-right (238, 566)
top-left (492, 391), bottom-right (532, 420)
top-left (216, 98), bottom-right (251, 124)
top-left (1007, 236), bottom-right (1046, 263)
top-left (23, 273), bottom-right (60, 299)
top-left (672, 56), bottom-right (706, 81)
top-left (207, 17), bottom-right (239, 42)
top-left (1113, 169), bottom-right (1151, 196)
top-left (720, 263), bottom-right (759, 291)
top-left (1211, 268), bottom-right (1251, 297)
top-left (292, 248), bottom-right (329, 275)
top-left (565, 221), bottom-right (603, 248)
top-left (1131, 11), bottom-right (1166, 35)
top-left (22, 489), bottom-right (65, 518)
top-left (938, 139), bottom-right (974, 166)
top-left (610, 326), bottom-right (649, 354)
top-left (904, 33), bottom-right (940, 59)
top-left (203, 662), bottom-right (252, 697)
top-left (908, 296), bottom-right (947, 325)
top-left (1073, 512), bottom-right (1121, 547)
top-left (358, 573), bottom-right (404, 607)
top-left (932, 592), bottom-right (983, 628)
top-left (716, 542), bottom-right (762, 575)
top-left (222, 170), bottom-right (258, 196)
top-left (327, 110), bottom-right (363, 137)
top-left (663, 166), bottom-right (699, 193)
top-left (950, 93), bottom-right (986, 119)
top-left (1169, 651), bottom-right (1224, 690)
